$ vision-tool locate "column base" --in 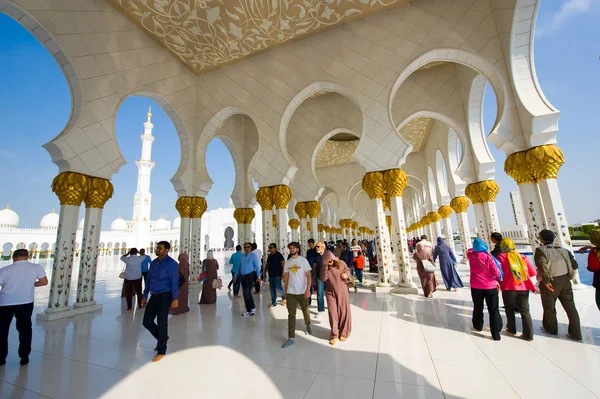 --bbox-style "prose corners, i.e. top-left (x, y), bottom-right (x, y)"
top-left (390, 284), bottom-right (419, 295)
top-left (376, 282), bottom-right (391, 287)
top-left (188, 281), bottom-right (201, 287)
top-left (37, 303), bottom-right (102, 322)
